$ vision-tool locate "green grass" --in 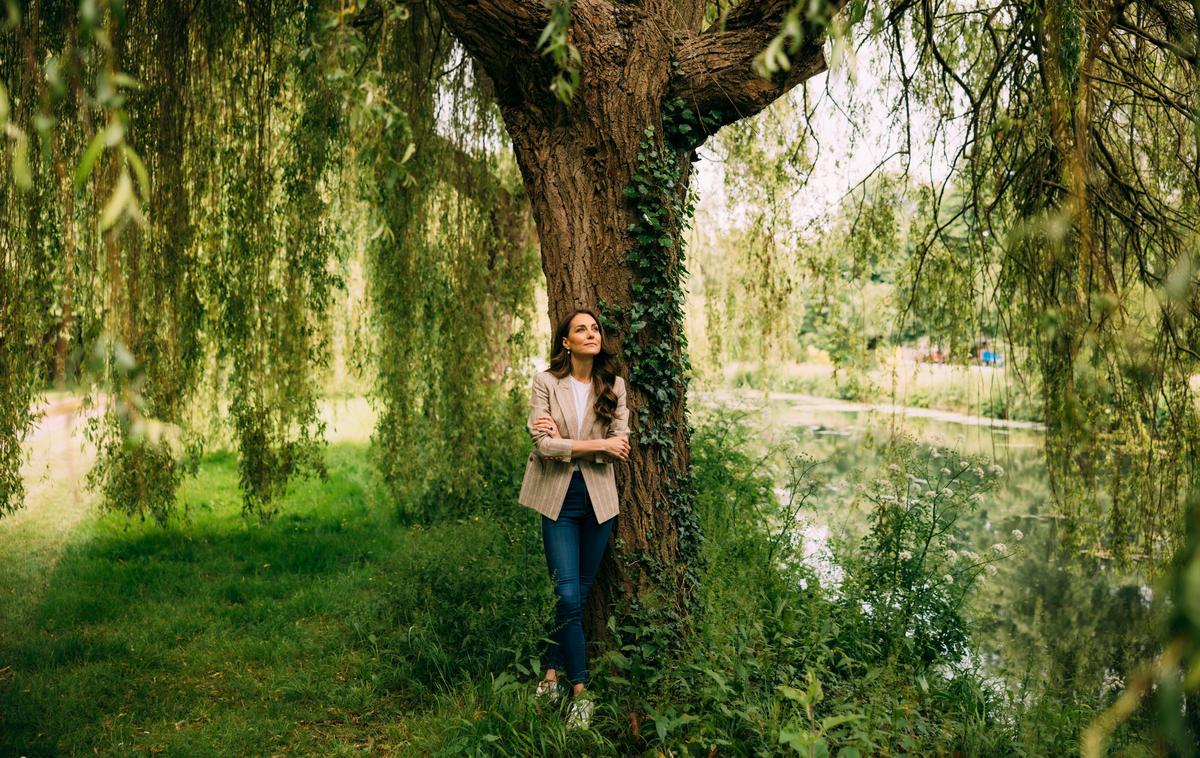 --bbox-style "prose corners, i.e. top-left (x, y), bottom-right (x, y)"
top-left (0, 443), bottom-right (590, 756)
top-left (1, 407), bottom-right (1161, 756)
